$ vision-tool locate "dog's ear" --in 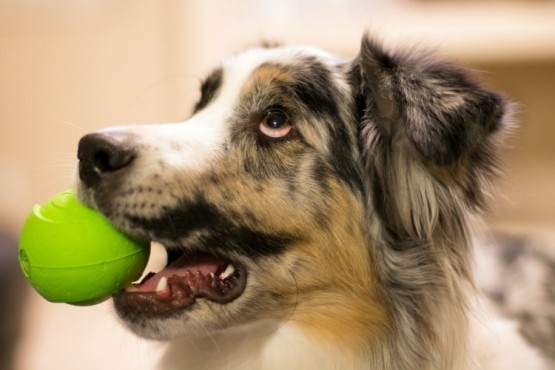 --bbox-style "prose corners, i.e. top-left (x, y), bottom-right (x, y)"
top-left (351, 35), bottom-right (511, 239)
top-left (355, 36), bottom-right (507, 166)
